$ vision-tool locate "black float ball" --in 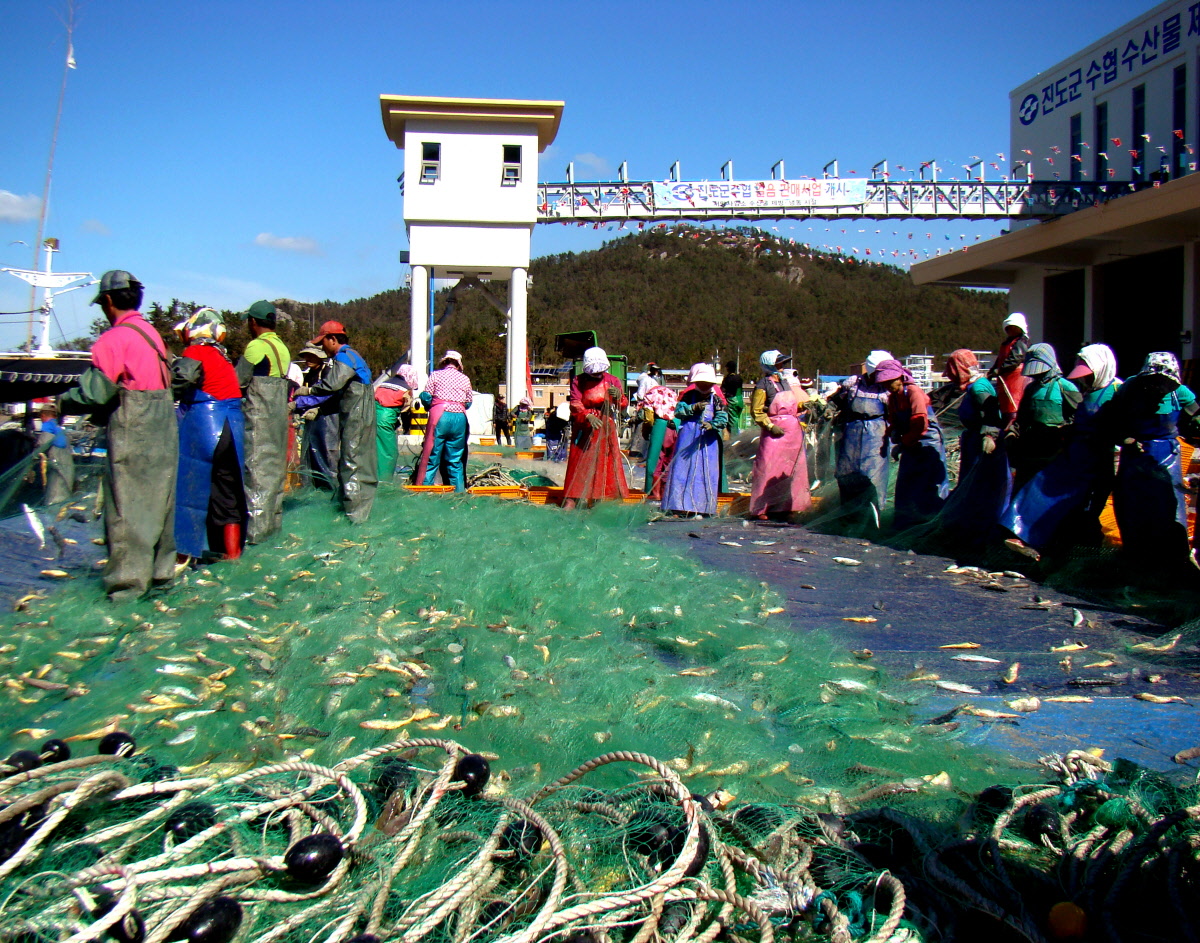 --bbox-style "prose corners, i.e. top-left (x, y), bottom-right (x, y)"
top-left (167, 897), bottom-right (242, 943)
top-left (452, 754), bottom-right (490, 798)
top-left (1021, 803), bottom-right (1060, 844)
top-left (689, 793), bottom-right (715, 813)
top-left (373, 757), bottom-right (415, 800)
top-left (164, 802), bottom-right (217, 842)
top-left (655, 824), bottom-right (710, 876)
top-left (283, 833), bottom-right (344, 884)
top-left (93, 893), bottom-right (145, 943)
top-left (496, 819), bottom-right (542, 866)
top-left (731, 804), bottom-right (784, 836)
top-left (972, 785), bottom-right (1013, 827)
top-left (5, 750), bottom-right (42, 773)
top-left (39, 739), bottom-right (70, 764)
top-left (624, 809), bottom-right (673, 857)
top-left (345, 936), bottom-right (381, 943)
top-left (98, 732), bottom-right (137, 758)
